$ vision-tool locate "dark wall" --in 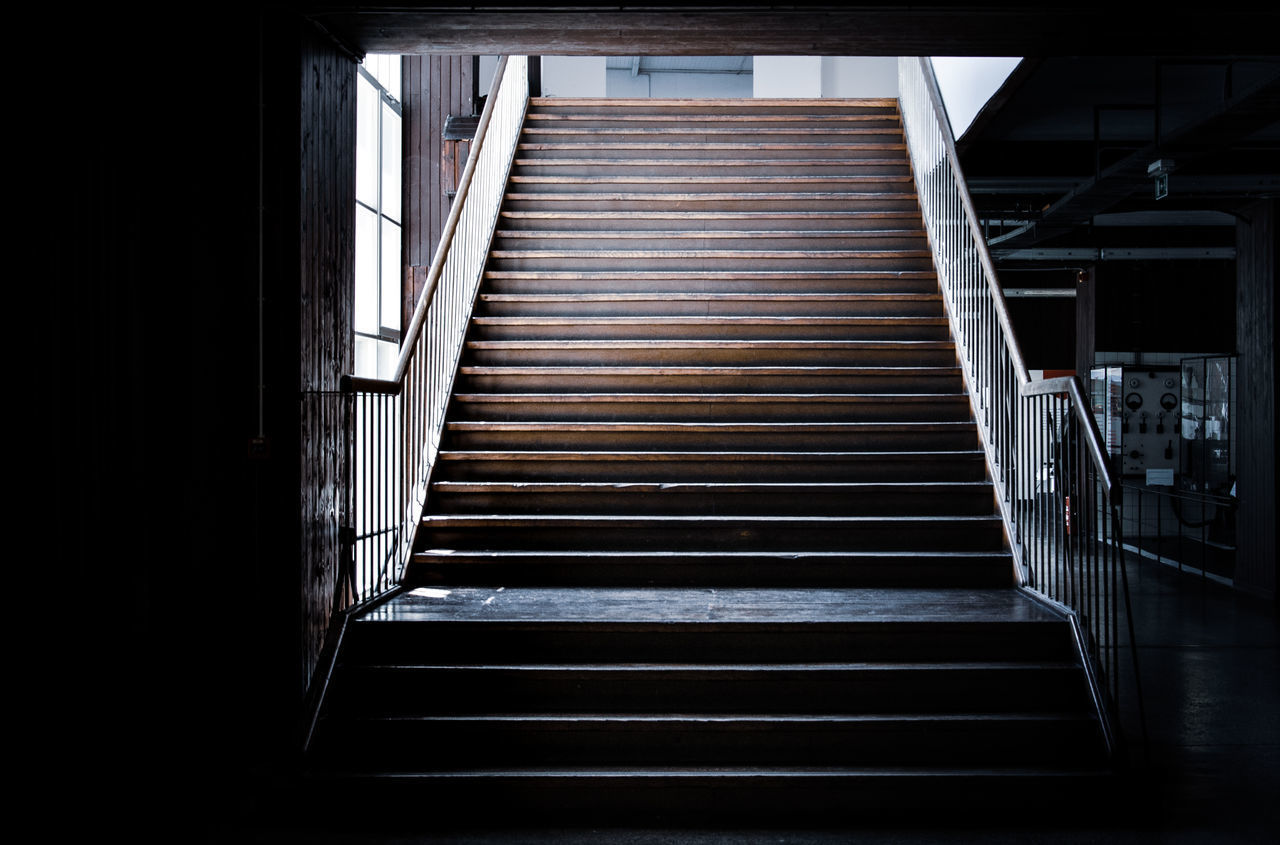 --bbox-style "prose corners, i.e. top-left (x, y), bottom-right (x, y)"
top-left (1094, 260), bottom-right (1236, 355)
top-left (1236, 200), bottom-right (1277, 601)
top-left (403, 55), bottom-right (476, 329)
top-left (53, 8), bottom-right (351, 839)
